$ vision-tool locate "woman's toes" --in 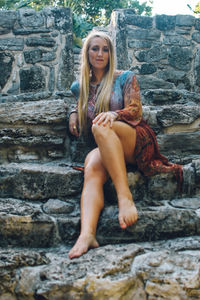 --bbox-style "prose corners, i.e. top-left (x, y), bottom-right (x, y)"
top-left (119, 215), bottom-right (127, 229)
